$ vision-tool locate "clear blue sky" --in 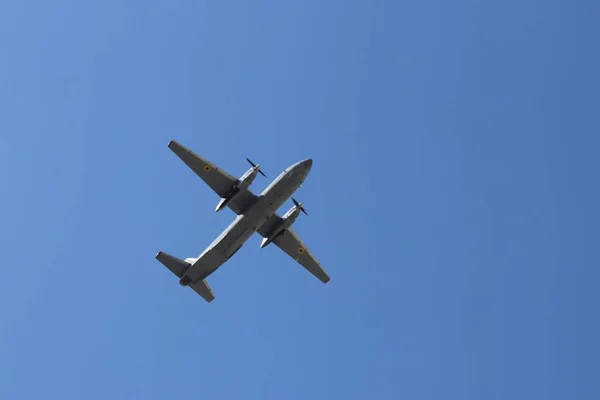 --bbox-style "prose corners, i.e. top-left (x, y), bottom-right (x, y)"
top-left (1, 1), bottom-right (599, 399)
